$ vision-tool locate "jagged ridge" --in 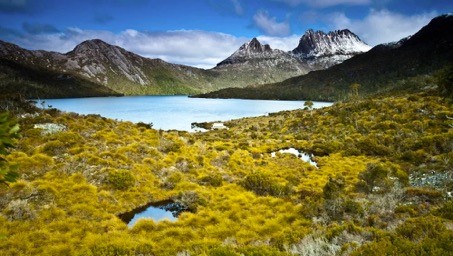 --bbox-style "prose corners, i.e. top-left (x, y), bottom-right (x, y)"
top-left (213, 38), bottom-right (310, 85)
top-left (216, 38), bottom-right (275, 66)
top-left (291, 29), bottom-right (371, 69)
